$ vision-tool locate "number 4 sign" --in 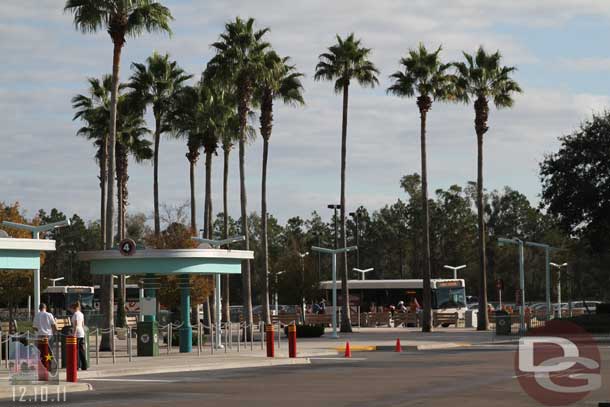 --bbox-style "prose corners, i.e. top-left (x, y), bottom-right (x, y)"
top-left (119, 238), bottom-right (137, 256)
